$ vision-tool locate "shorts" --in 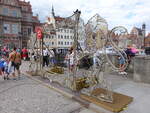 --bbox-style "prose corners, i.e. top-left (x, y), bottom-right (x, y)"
top-left (119, 58), bottom-right (125, 65)
top-left (14, 63), bottom-right (21, 70)
top-left (1, 67), bottom-right (5, 72)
